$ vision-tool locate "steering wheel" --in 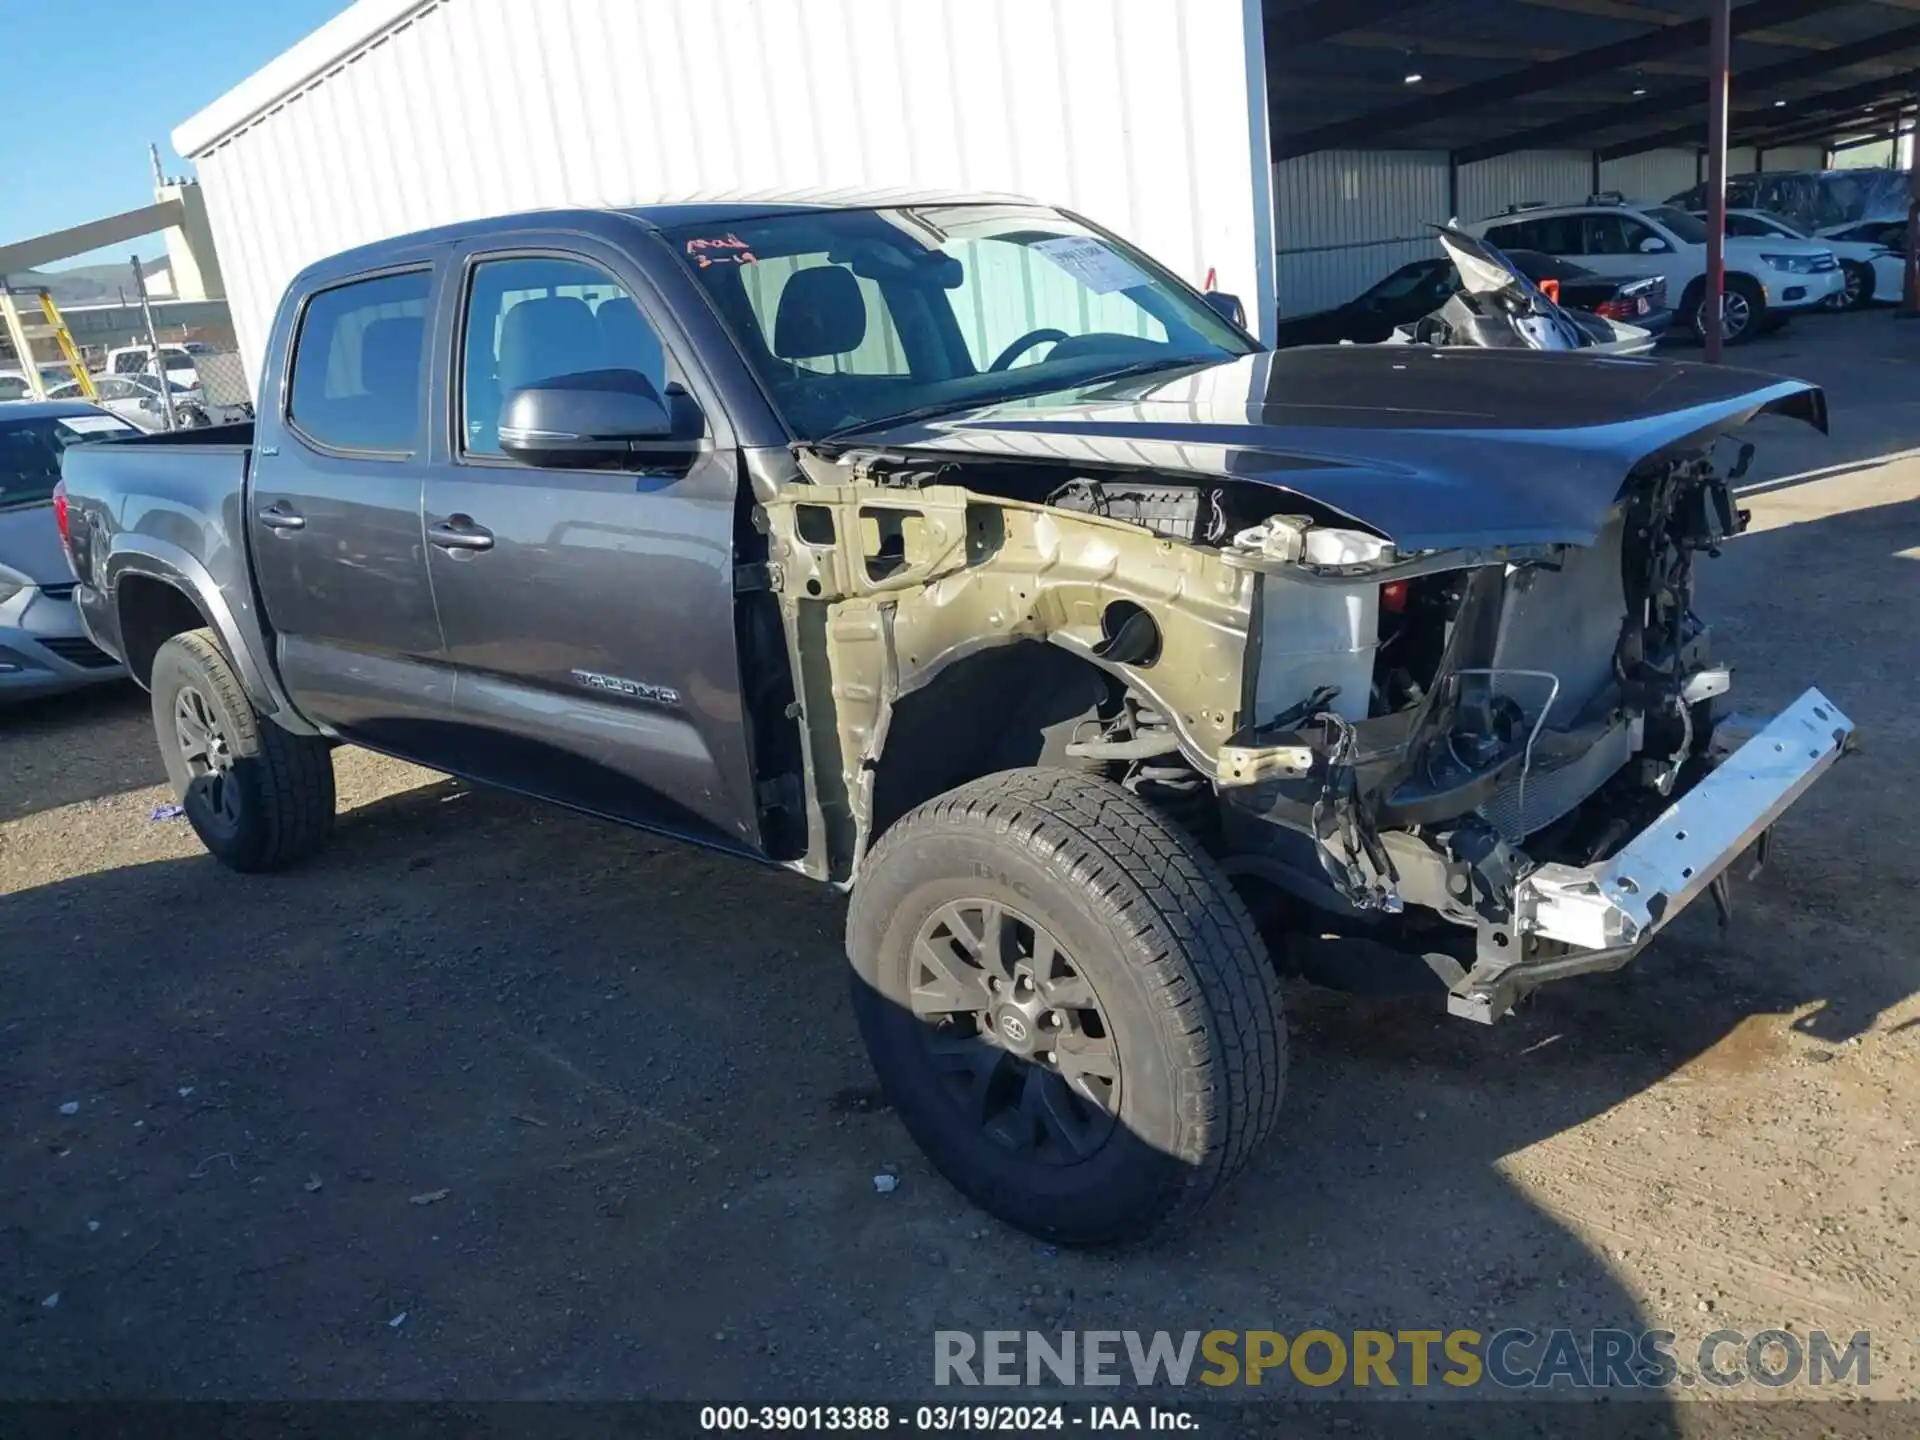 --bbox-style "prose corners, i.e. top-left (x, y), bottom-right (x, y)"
top-left (987, 327), bottom-right (1070, 372)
